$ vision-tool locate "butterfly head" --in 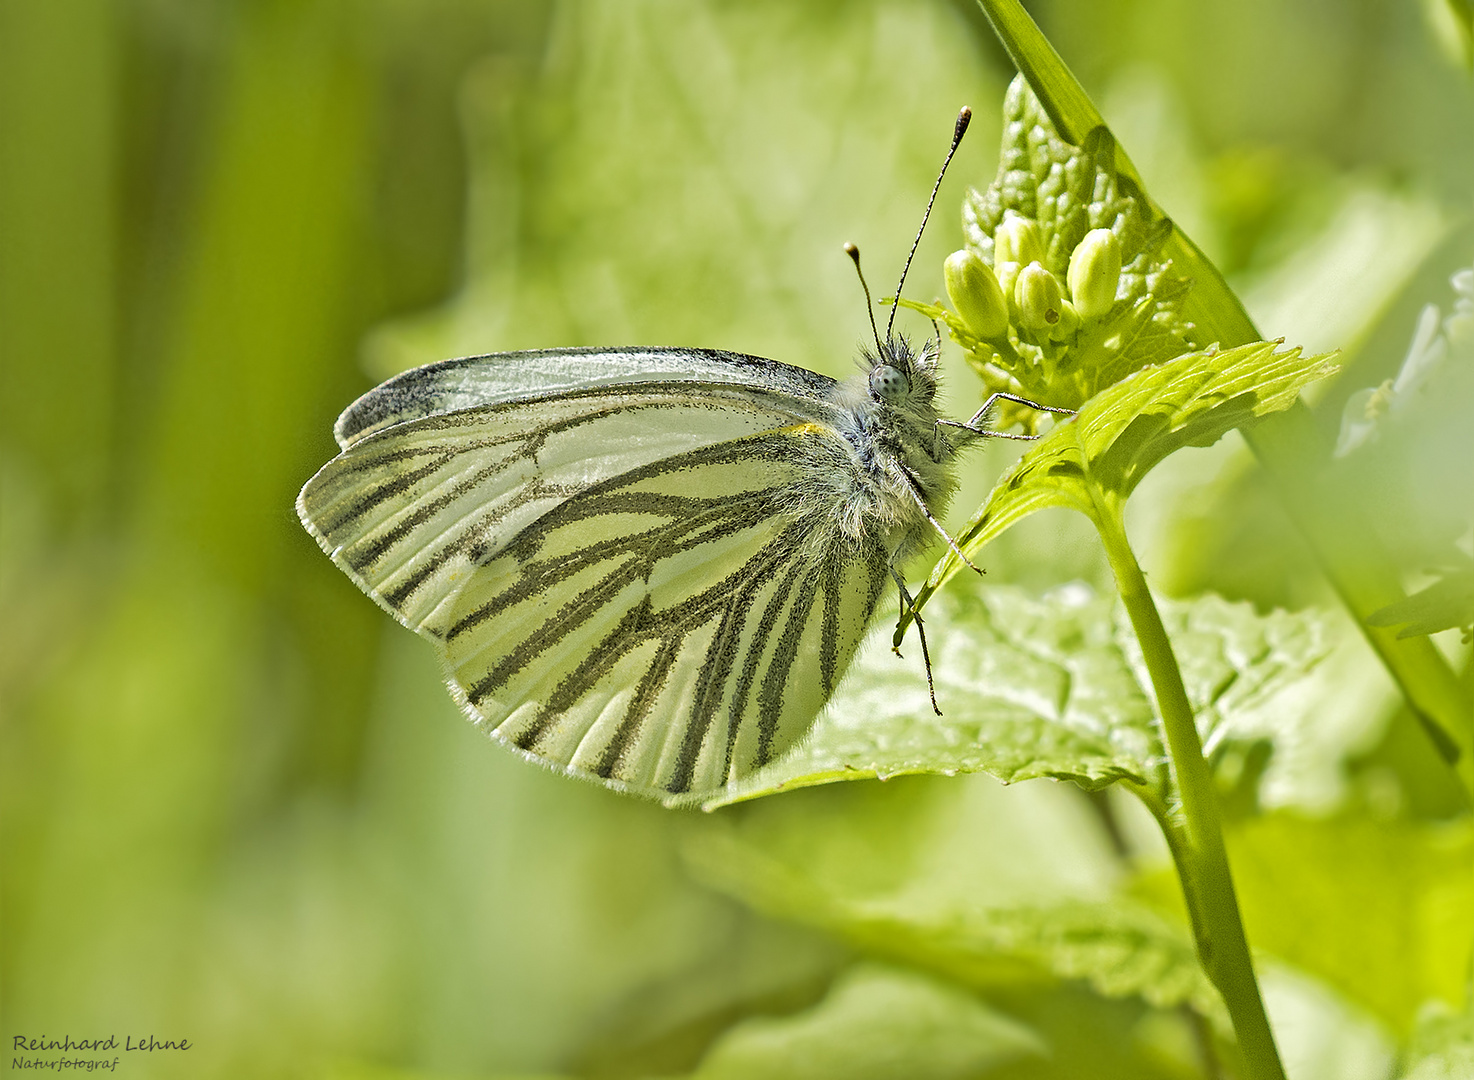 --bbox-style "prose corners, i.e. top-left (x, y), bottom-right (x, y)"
top-left (863, 334), bottom-right (938, 412)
